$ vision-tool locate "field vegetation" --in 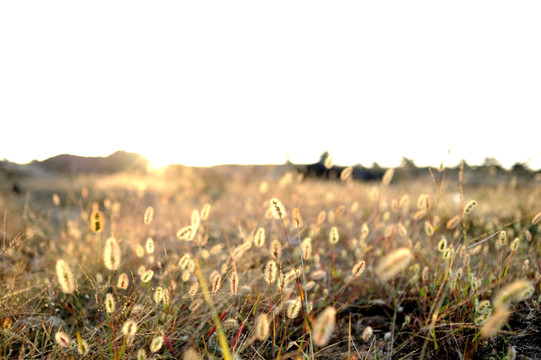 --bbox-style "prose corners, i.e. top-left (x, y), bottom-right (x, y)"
top-left (1, 163), bottom-right (540, 359)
